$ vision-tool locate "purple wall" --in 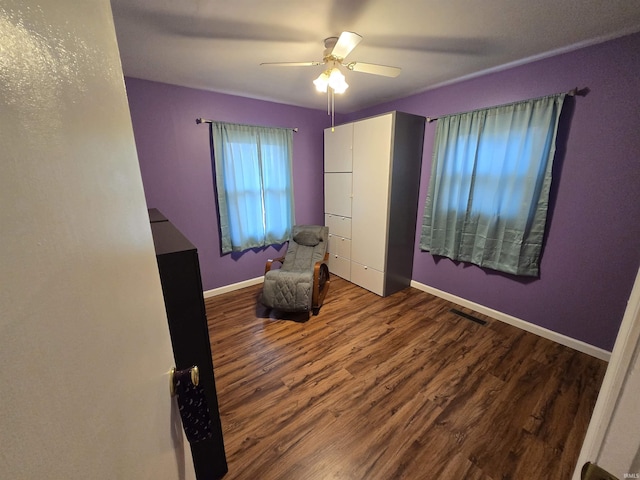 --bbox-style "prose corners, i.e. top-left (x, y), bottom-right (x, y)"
top-left (125, 79), bottom-right (333, 291)
top-left (347, 32), bottom-right (640, 351)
